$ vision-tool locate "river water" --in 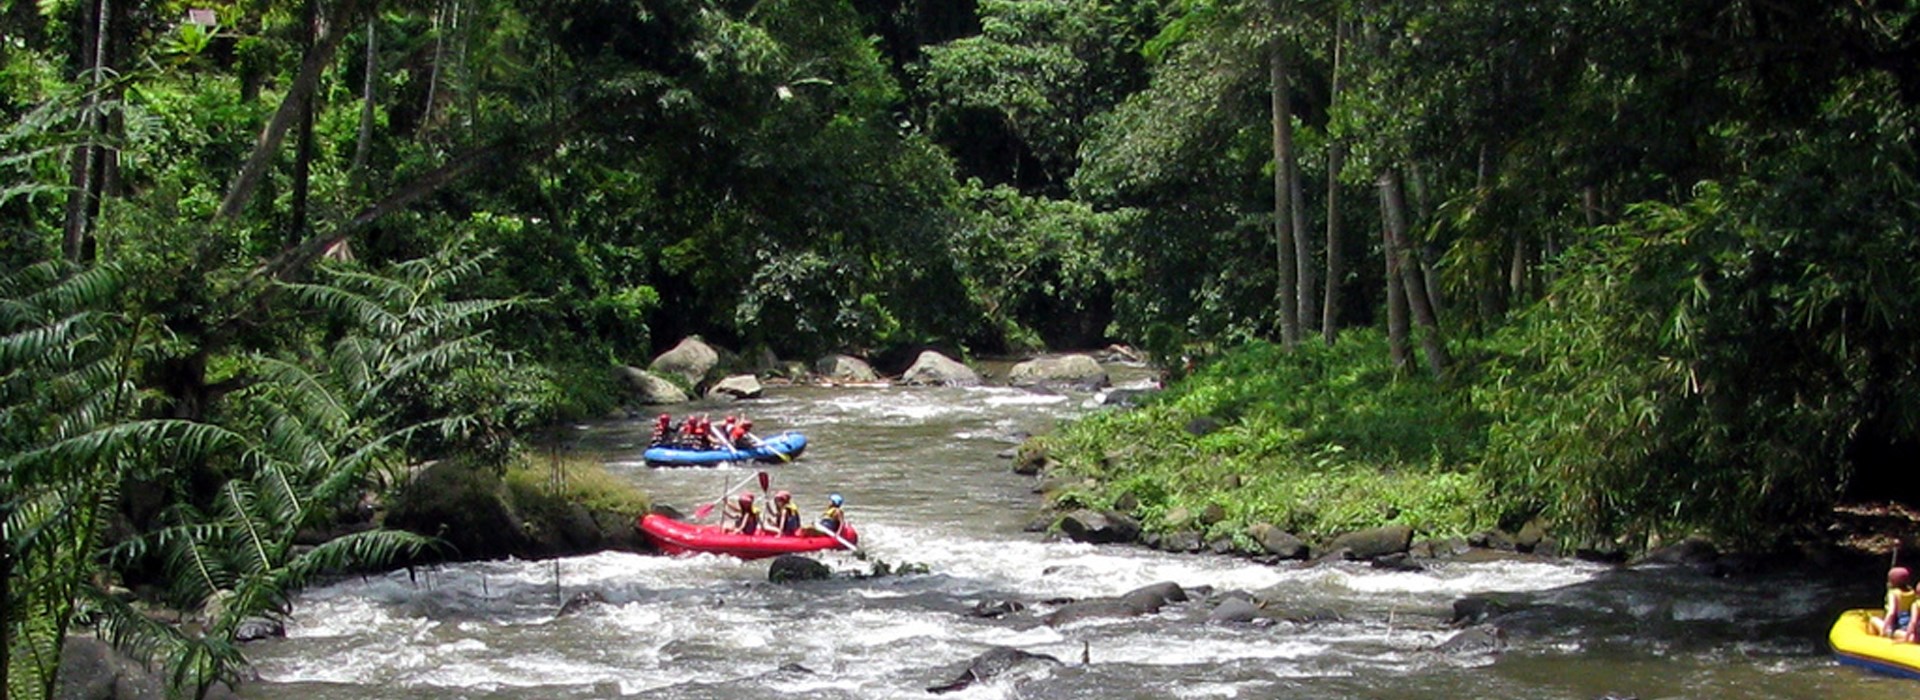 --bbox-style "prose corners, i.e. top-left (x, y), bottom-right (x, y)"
top-left (239, 368), bottom-right (1910, 699)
